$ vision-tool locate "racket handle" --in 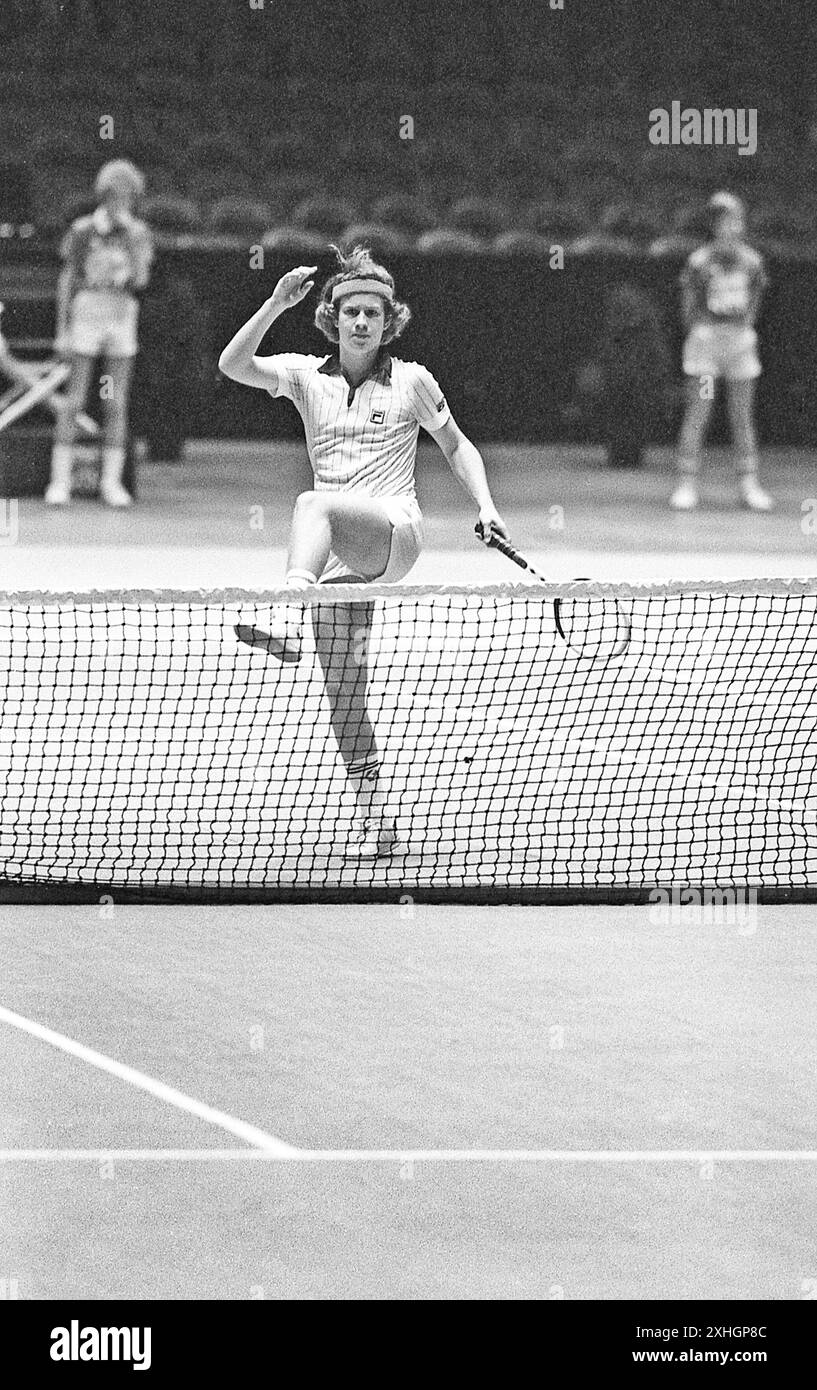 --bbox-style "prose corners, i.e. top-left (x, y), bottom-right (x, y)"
top-left (475, 524), bottom-right (544, 578)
